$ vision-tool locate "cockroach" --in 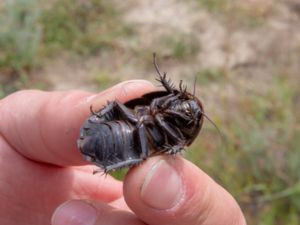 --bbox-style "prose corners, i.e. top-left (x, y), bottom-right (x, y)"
top-left (77, 54), bottom-right (207, 173)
